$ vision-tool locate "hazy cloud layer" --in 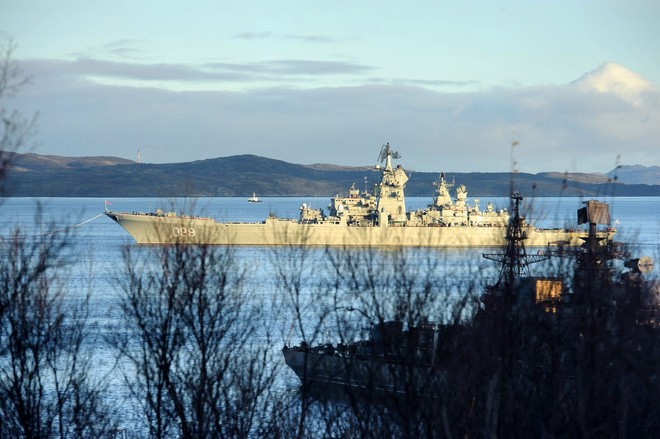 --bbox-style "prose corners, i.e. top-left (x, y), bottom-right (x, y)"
top-left (234, 32), bottom-right (349, 44)
top-left (23, 58), bottom-right (374, 85)
top-left (12, 57), bottom-right (660, 173)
